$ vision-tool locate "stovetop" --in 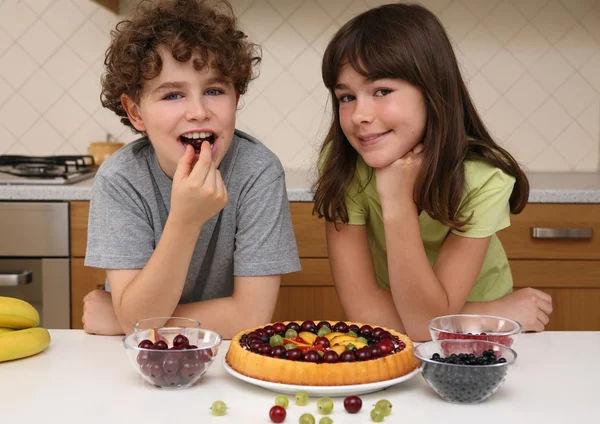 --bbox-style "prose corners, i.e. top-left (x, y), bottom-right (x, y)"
top-left (0, 155), bottom-right (97, 185)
